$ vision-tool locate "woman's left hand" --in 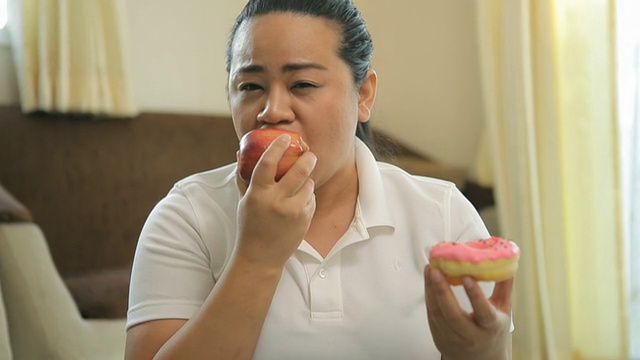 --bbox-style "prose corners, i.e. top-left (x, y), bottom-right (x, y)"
top-left (424, 265), bottom-right (513, 360)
